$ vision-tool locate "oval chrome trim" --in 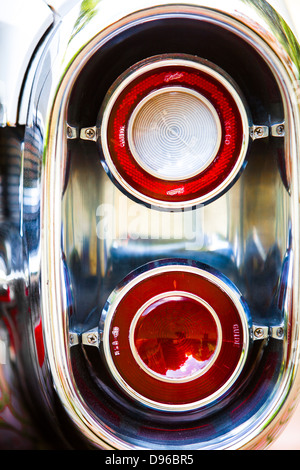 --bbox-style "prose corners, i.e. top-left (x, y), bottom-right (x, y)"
top-left (36, 0), bottom-right (300, 450)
